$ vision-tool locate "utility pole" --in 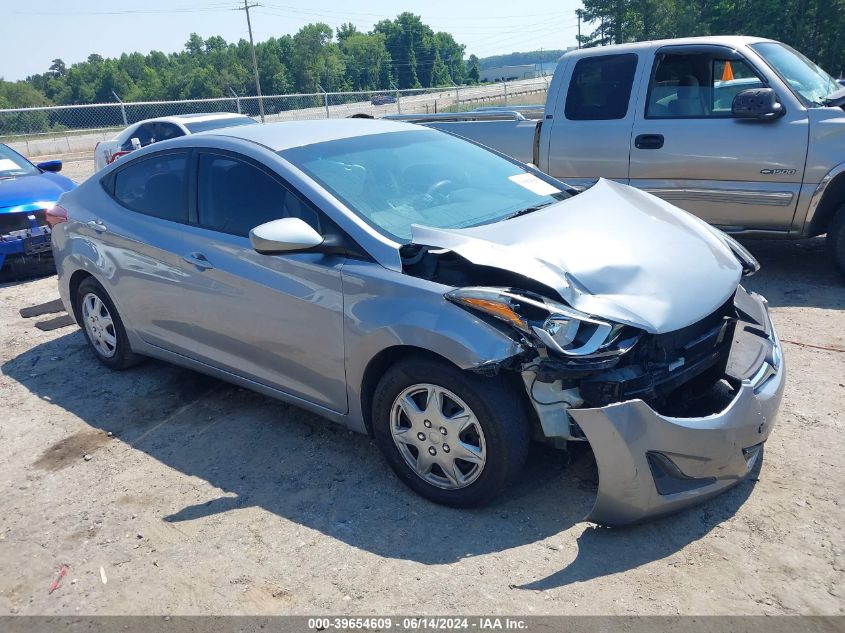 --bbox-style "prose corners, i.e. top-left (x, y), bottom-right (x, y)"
top-left (239, 0), bottom-right (265, 122)
top-left (576, 10), bottom-right (581, 49)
